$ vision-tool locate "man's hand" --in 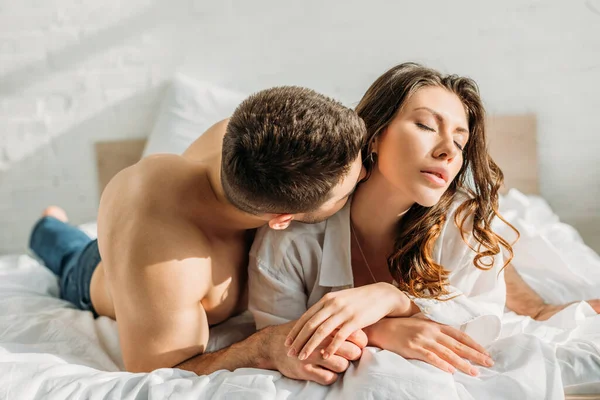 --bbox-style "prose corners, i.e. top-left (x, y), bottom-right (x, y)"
top-left (267, 322), bottom-right (367, 385)
top-left (364, 317), bottom-right (493, 377)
